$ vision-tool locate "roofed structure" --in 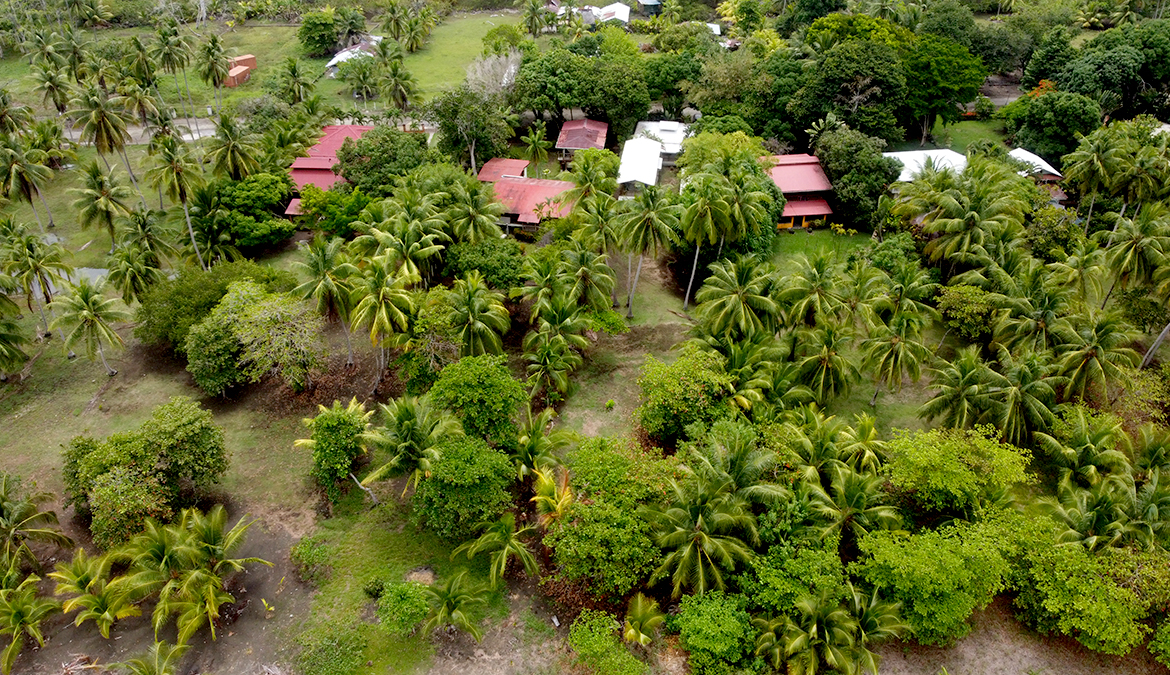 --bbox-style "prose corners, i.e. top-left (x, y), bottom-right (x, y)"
top-left (308, 125), bottom-right (374, 157)
top-left (883, 149), bottom-right (967, 183)
top-left (557, 119), bottom-right (608, 152)
top-left (617, 137), bottom-right (663, 186)
top-left (494, 177), bottom-right (575, 224)
top-left (1009, 147), bottom-right (1062, 181)
top-left (478, 158), bottom-right (530, 182)
top-left (632, 120), bottom-right (689, 163)
top-left (767, 154), bottom-right (833, 194)
top-left (290, 156), bottom-right (342, 191)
